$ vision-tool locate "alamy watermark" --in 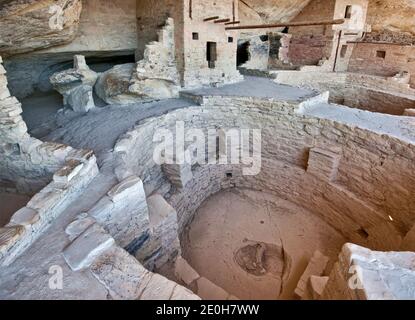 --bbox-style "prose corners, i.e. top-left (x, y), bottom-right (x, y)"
top-left (49, 5), bottom-right (65, 31)
top-left (153, 121), bottom-right (262, 176)
top-left (48, 265), bottom-right (63, 290)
